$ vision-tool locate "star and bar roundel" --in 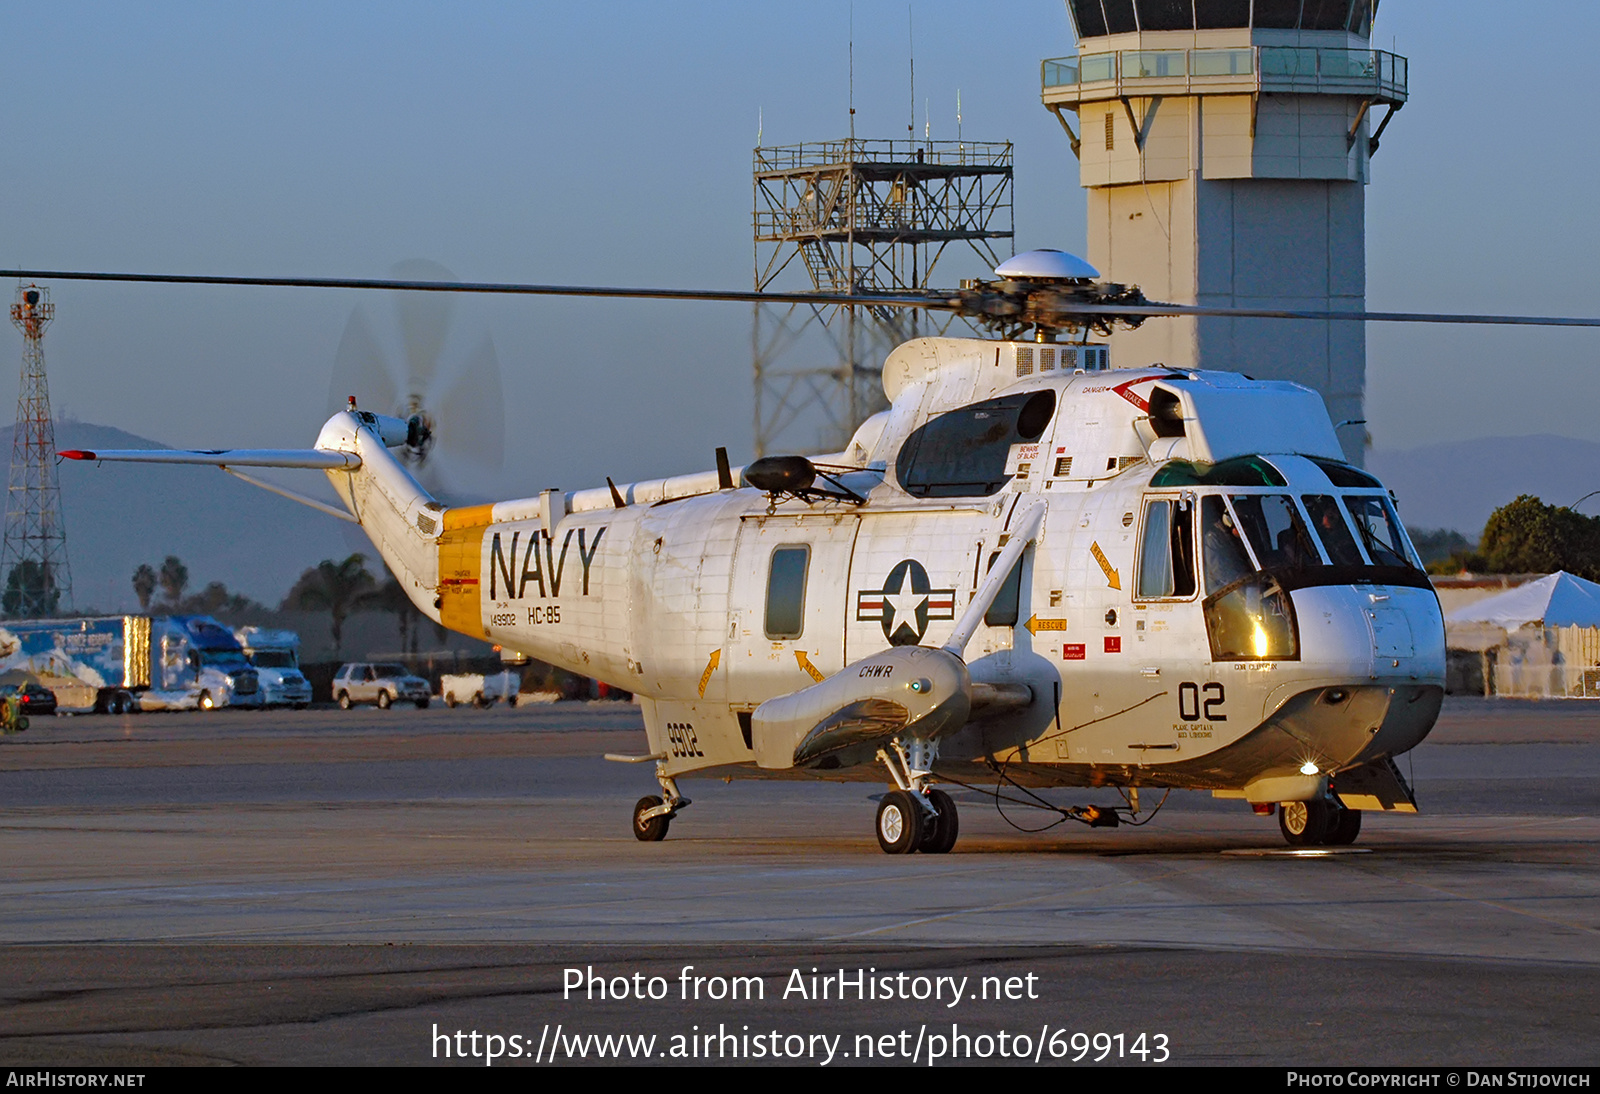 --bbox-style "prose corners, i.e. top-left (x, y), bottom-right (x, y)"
top-left (855, 559), bottom-right (956, 646)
